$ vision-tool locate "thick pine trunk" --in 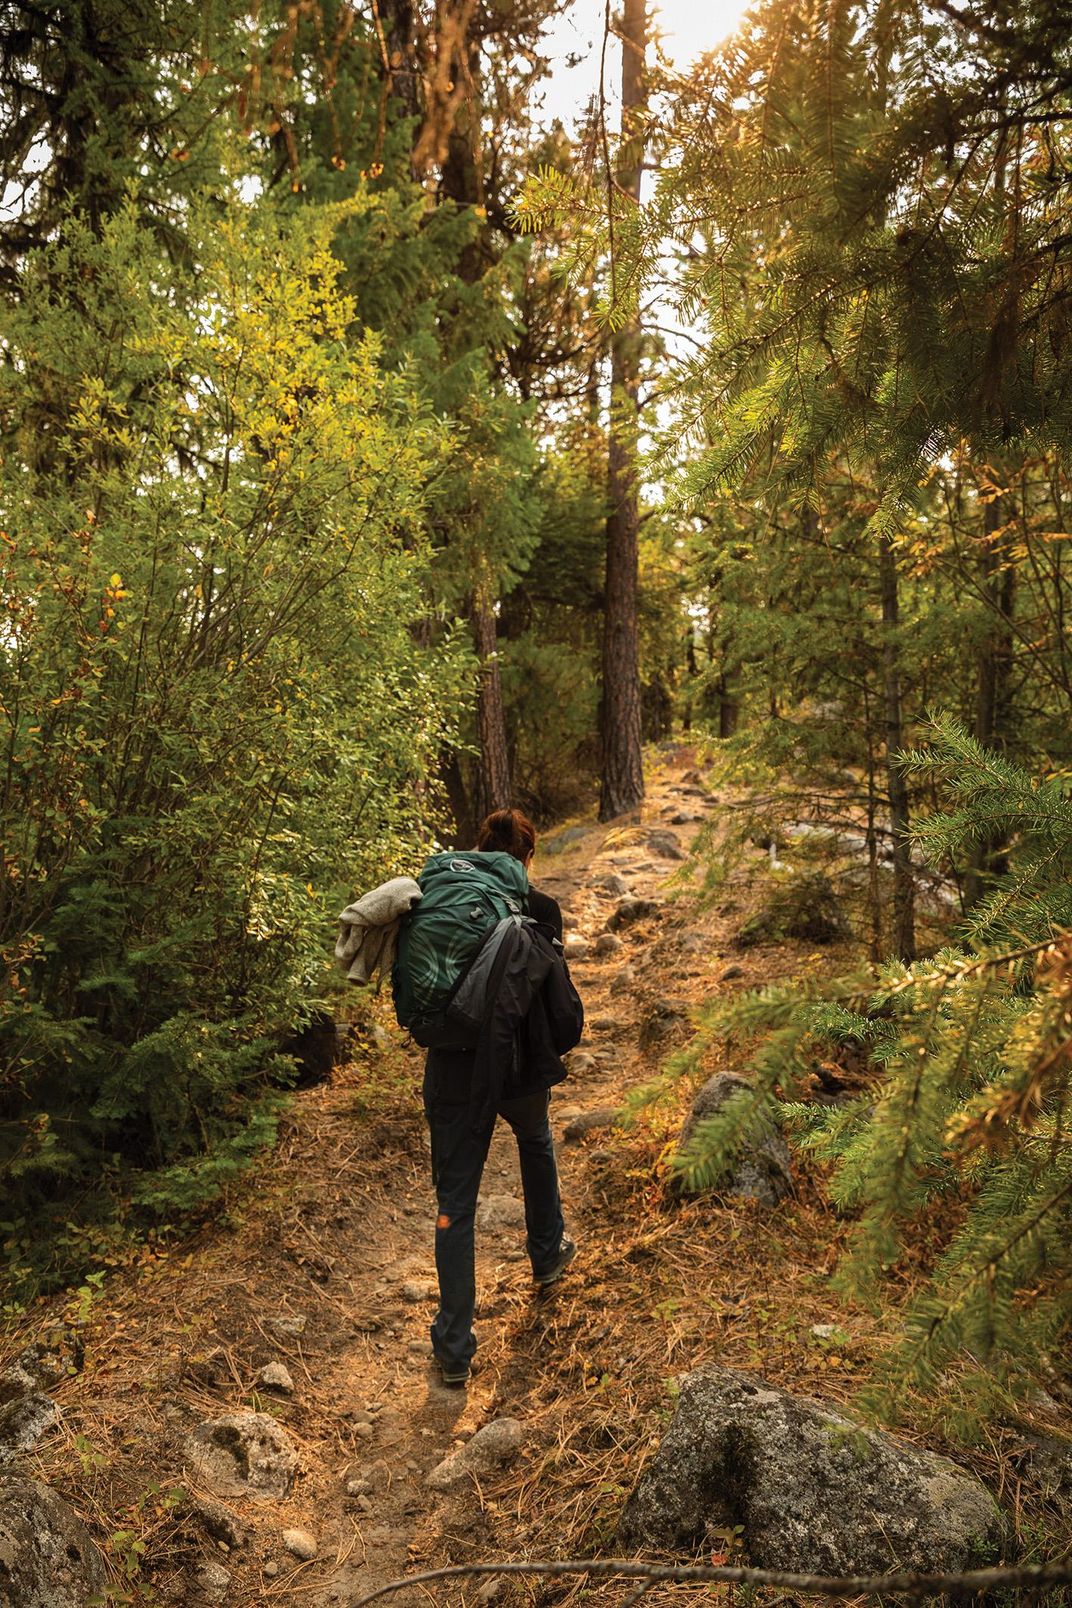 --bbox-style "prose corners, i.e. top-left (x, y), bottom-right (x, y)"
top-left (599, 0), bottom-right (647, 822)
top-left (878, 533), bottom-right (915, 961)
